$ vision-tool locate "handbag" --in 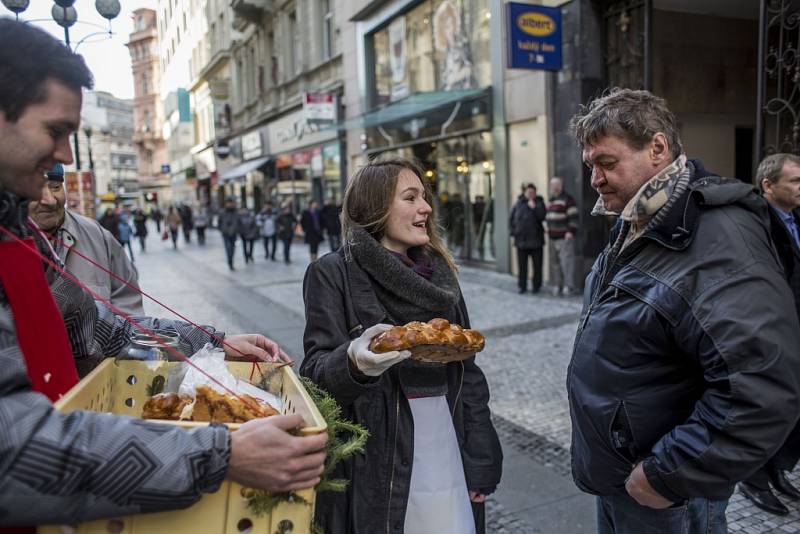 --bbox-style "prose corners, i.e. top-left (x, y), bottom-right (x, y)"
top-left (161, 229), bottom-right (169, 241)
